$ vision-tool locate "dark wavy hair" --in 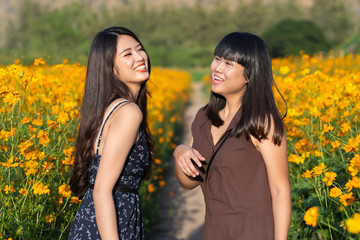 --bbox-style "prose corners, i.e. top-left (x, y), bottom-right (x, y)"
top-left (206, 32), bottom-right (287, 145)
top-left (69, 27), bottom-right (154, 196)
